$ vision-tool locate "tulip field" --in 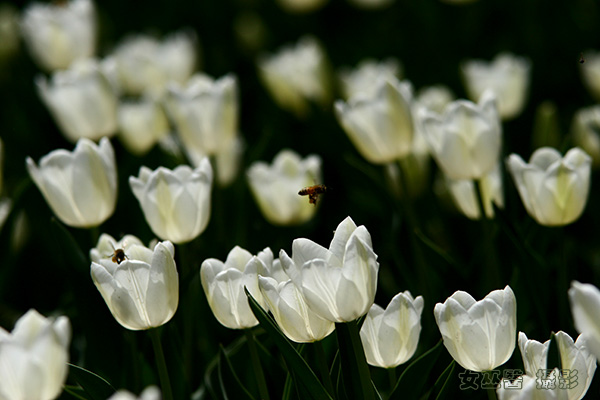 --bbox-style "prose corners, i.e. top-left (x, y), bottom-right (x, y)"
top-left (2, 0), bottom-right (600, 399)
